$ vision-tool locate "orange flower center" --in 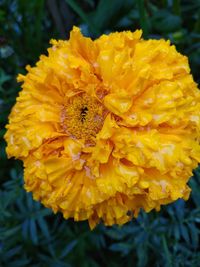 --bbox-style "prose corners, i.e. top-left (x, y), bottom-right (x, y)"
top-left (63, 94), bottom-right (105, 142)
